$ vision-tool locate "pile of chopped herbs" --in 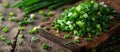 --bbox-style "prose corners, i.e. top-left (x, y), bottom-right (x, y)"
top-left (53, 0), bottom-right (115, 38)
